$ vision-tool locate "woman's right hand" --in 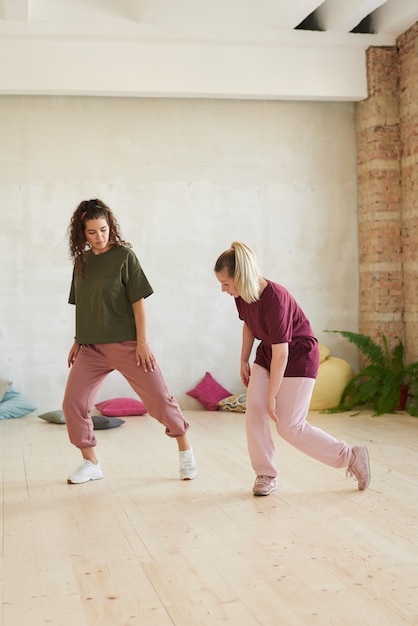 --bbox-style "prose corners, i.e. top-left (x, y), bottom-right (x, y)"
top-left (67, 342), bottom-right (81, 368)
top-left (240, 360), bottom-right (251, 387)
